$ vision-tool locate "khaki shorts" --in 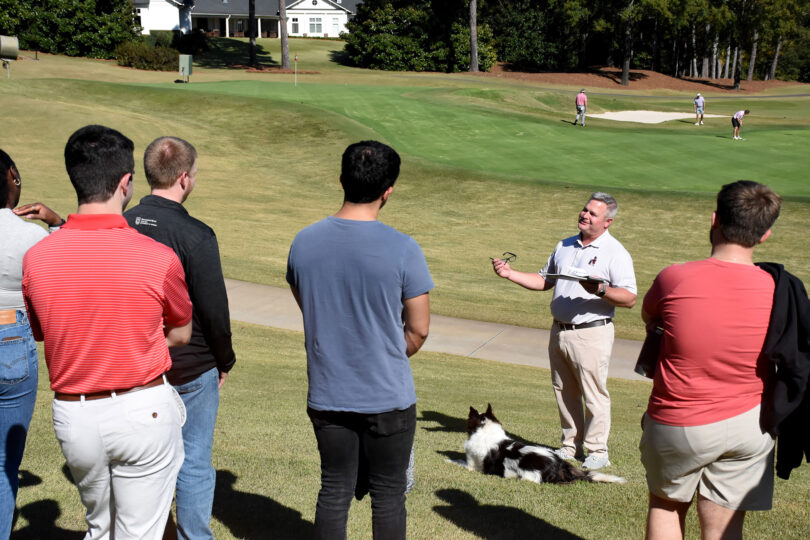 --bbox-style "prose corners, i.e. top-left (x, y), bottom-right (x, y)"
top-left (639, 405), bottom-right (774, 511)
